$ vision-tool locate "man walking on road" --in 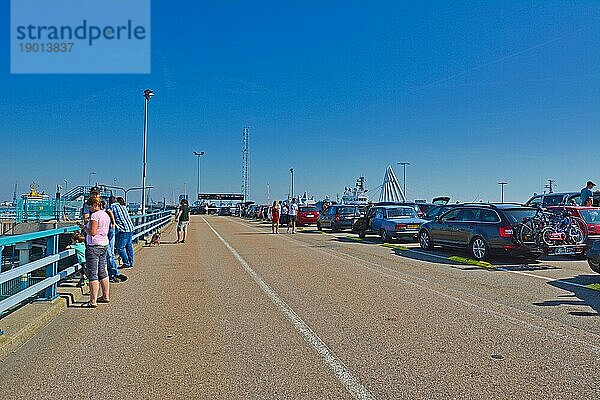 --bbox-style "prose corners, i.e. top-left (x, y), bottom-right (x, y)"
top-left (287, 197), bottom-right (299, 234)
top-left (175, 198), bottom-right (190, 243)
top-left (581, 181), bottom-right (595, 205)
